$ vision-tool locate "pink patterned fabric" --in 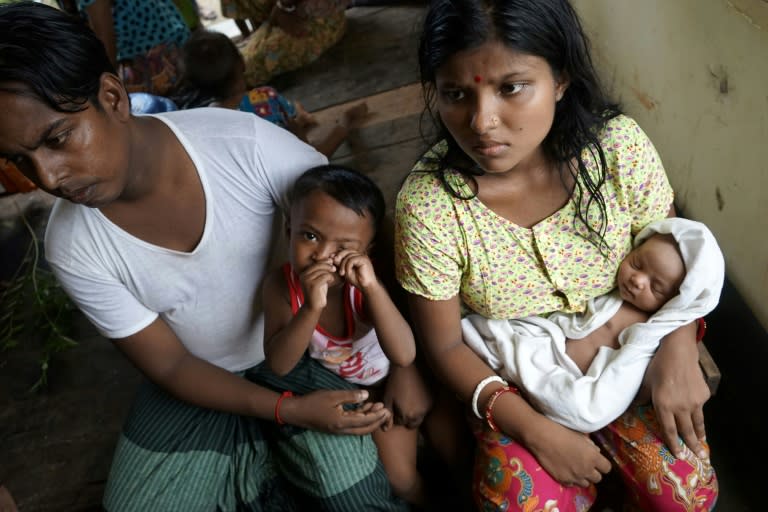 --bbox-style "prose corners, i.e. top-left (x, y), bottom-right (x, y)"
top-left (472, 405), bottom-right (717, 512)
